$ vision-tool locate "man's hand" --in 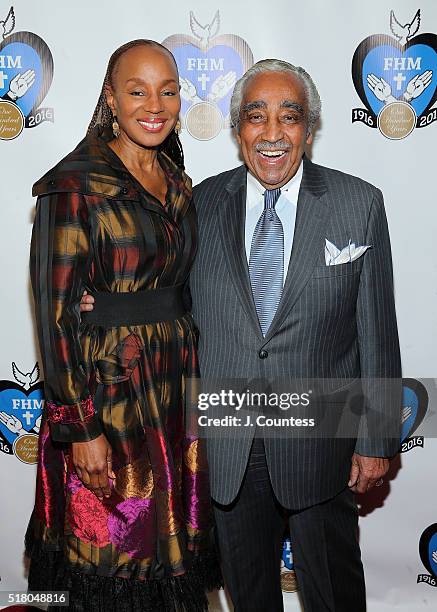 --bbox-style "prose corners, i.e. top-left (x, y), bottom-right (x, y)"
top-left (80, 290), bottom-right (95, 312)
top-left (77, 294), bottom-right (112, 499)
top-left (348, 453), bottom-right (389, 493)
top-left (72, 433), bottom-right (116, 501)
